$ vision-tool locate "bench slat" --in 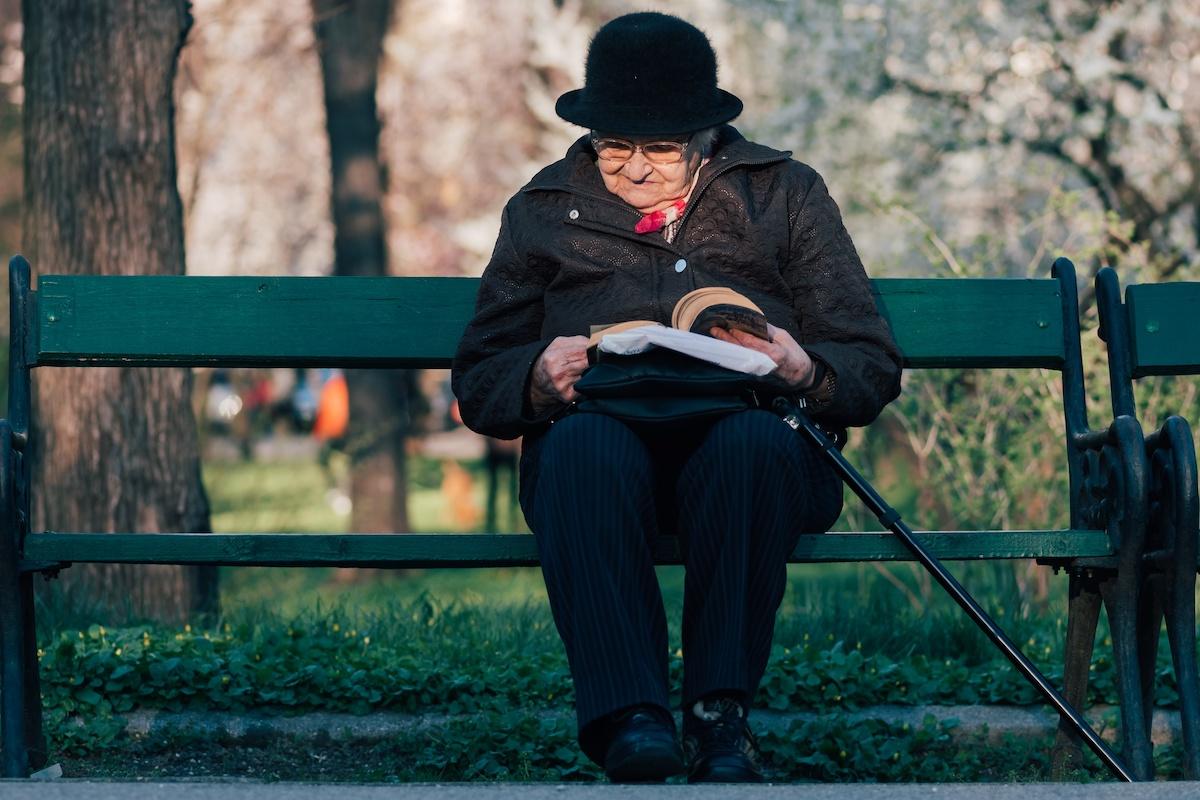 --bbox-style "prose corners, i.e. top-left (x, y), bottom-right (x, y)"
top-left (876, 278), bottom-right (1064, 368)
top-left (34, 276), bottom-right (481, 368)
top-left (1125, 282), bottom-right (1200, 377)
top-left (32, 276), bottom-right (1066, 369)
top-left (21, 530), bottom-right (1112, 569)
